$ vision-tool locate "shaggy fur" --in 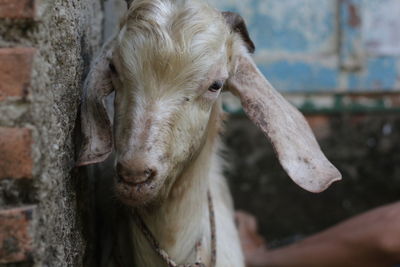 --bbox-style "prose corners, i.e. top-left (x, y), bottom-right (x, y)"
top-left (112, 1), bottom-right (244, 265)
